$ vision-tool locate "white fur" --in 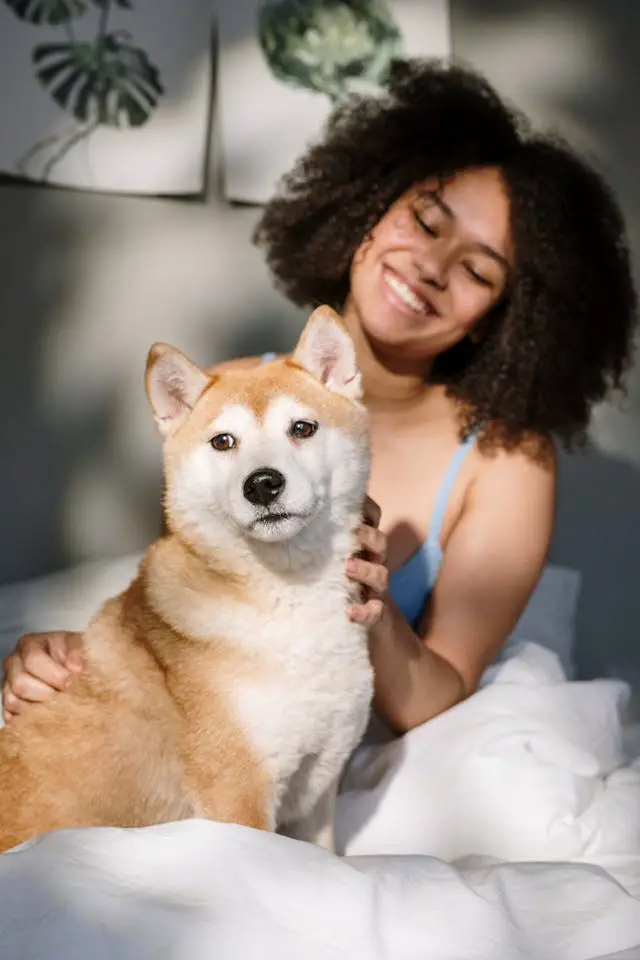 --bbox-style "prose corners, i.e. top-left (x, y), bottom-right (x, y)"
top-left (170, 395), bottom-right (369, 563)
